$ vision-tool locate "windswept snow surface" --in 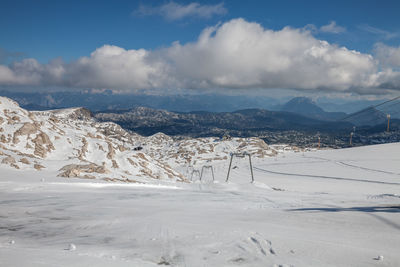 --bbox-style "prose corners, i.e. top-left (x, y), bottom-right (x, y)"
top-left (1, 142), bottom-right (400, 266)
